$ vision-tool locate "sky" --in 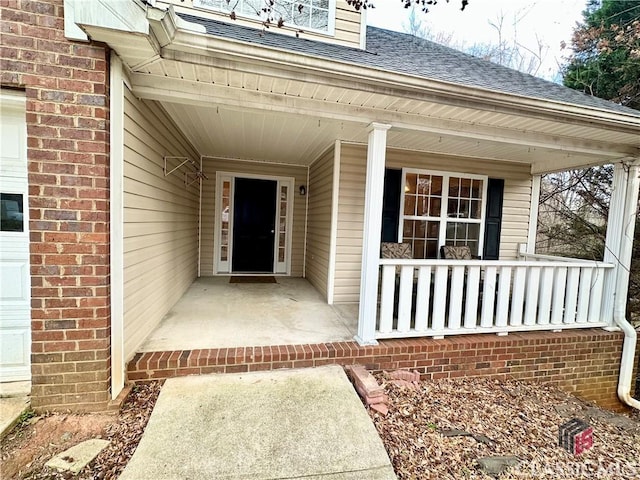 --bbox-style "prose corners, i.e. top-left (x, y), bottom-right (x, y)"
top-left (365, 0), bottom-right (588, 81)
